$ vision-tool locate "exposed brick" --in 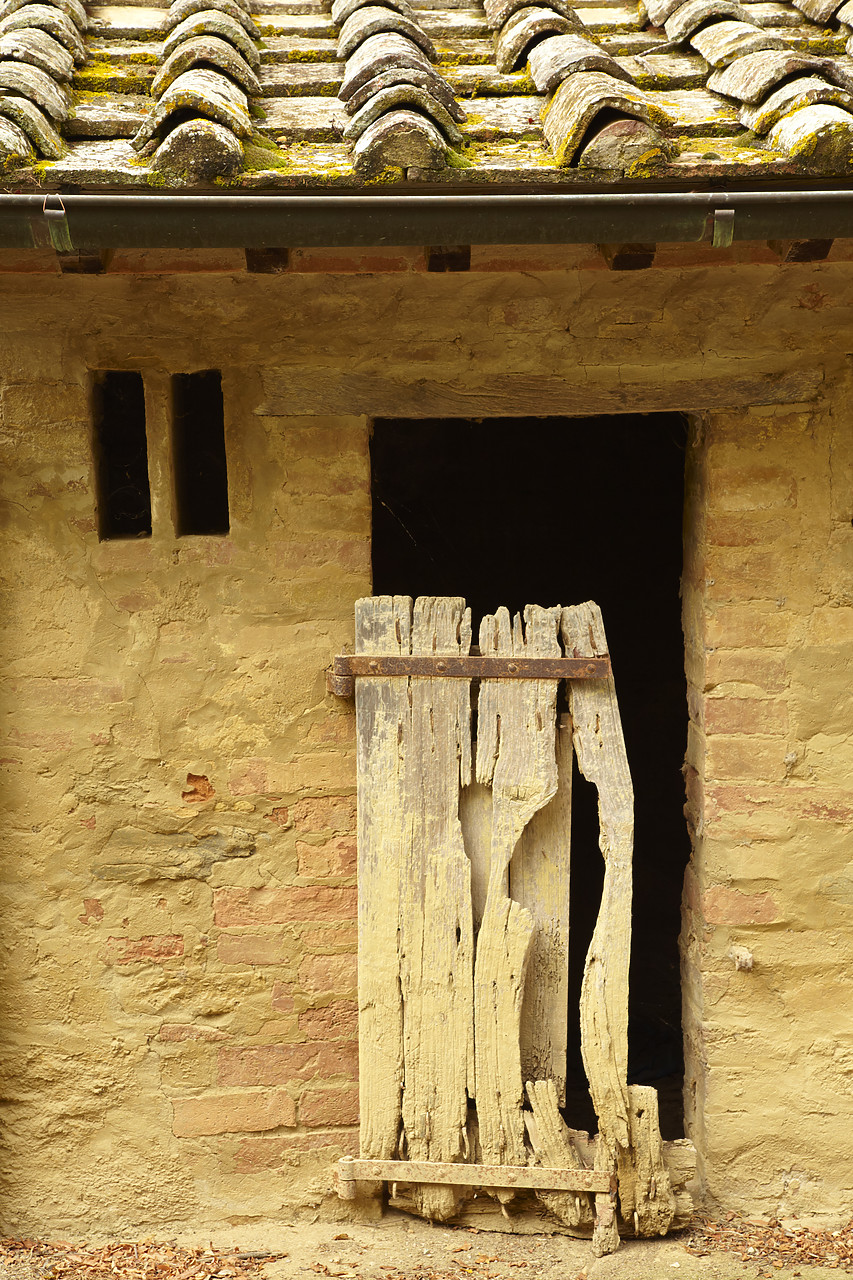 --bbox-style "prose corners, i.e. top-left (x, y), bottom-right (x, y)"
top-left (705, 651), bottom-right (788, 693)
top-left (298, 1002), bottom-right (358, 1040)
top-left (272, 981), bottom-right (295, 1013)
top-left (291, 795), bottom-right (356, 834)
top-left (272, 540), bottom-right (370, 575)
top-left (298, 952), bottom-right (357, 994)
top-left (159, 1024), bottom-right (230, 1043)
top-left (709, 466), bottom-right (798, 511)
top-left (233, 1129), bottom-right (358, 1172)
top-left (217, 934), bottom-right (286, 966)
top-left (296, 836), bottom-right (356, 878)
top-left (702, 886), bottom-right (779, 926)
top-left (304, 925), bottom-right (357, 951)
top-left (299, 1085), bottom-right (359, 1128)
top-left (705, 606), bottom-right (794, 650)
top-left (104, 935), bottom-right (184, 965)
top-left (182, 773), bottom-right (215, 803)
top-left (705, 735), bottom-right (787, 782)
top-left (705, 698), bottom-right (789, 736)
top-left (230, 758), bottom-right (269, 796)
top-left (214, 885), bottom-right (357, 927)
top-left (267, 806), bottom-right (291, 828)
top-left (78, 898), bottom-right (103, 925)
top-left (172, 1090), bottom-right (296, 1137)
top-left (705, 513), bottom-right (794, 548)
top-left (218, 1041), bottom-right (358, 1086)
